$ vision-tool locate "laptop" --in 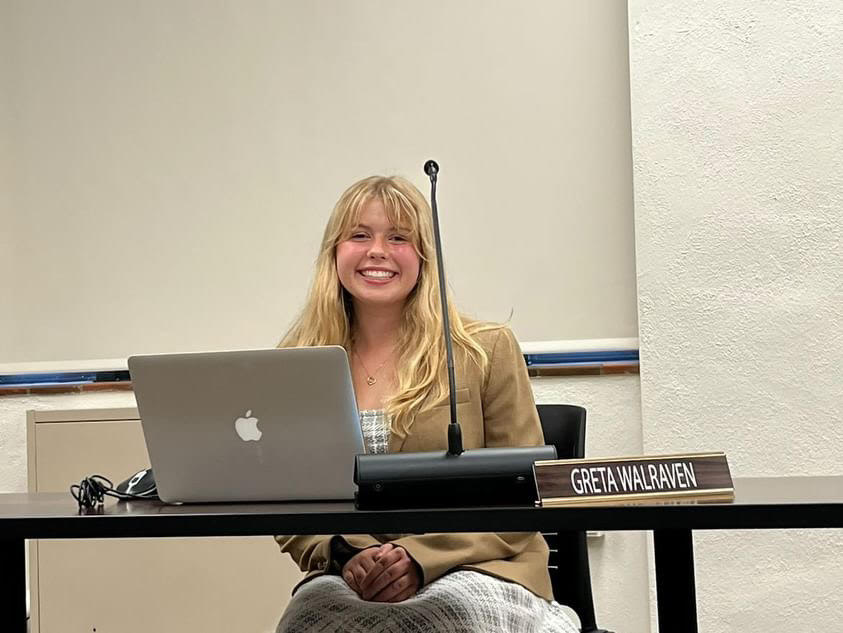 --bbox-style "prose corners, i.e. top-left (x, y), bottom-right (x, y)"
top-left (127, 346), bottom-right (364, 504)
